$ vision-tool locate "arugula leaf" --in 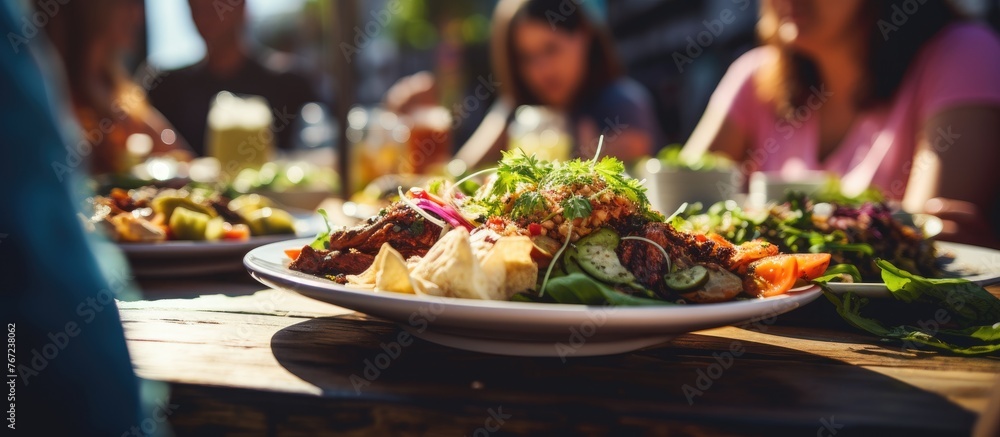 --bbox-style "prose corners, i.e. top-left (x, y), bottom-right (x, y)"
top-left (309, 208), bottom-right (333, 250)
top-left (877, 259), bottom-right (1000, 325)
top-left (812, 263), bottom-right (863, 283)
top-left (544, 273), bottom-right (671, 306)
top-left (819, 260), bottom-right (1000, 355)
top-left (560, 195), bottom-right (593, 221)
